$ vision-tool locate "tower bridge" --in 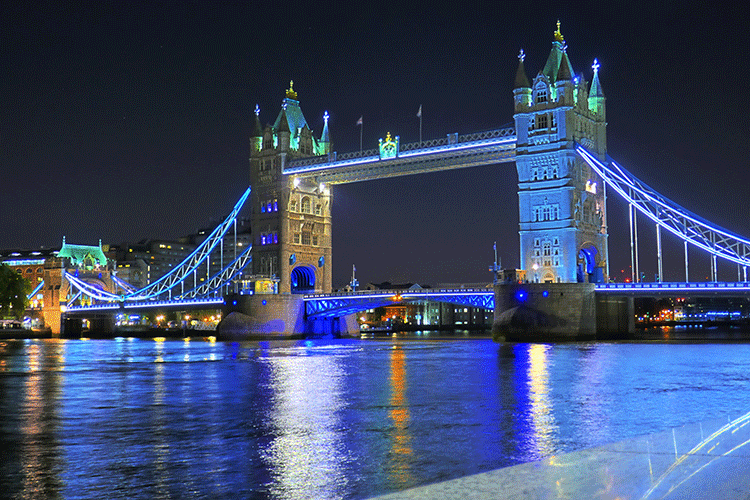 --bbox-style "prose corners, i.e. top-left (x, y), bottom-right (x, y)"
top-left (59, 24), bottom-right (750, 339)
